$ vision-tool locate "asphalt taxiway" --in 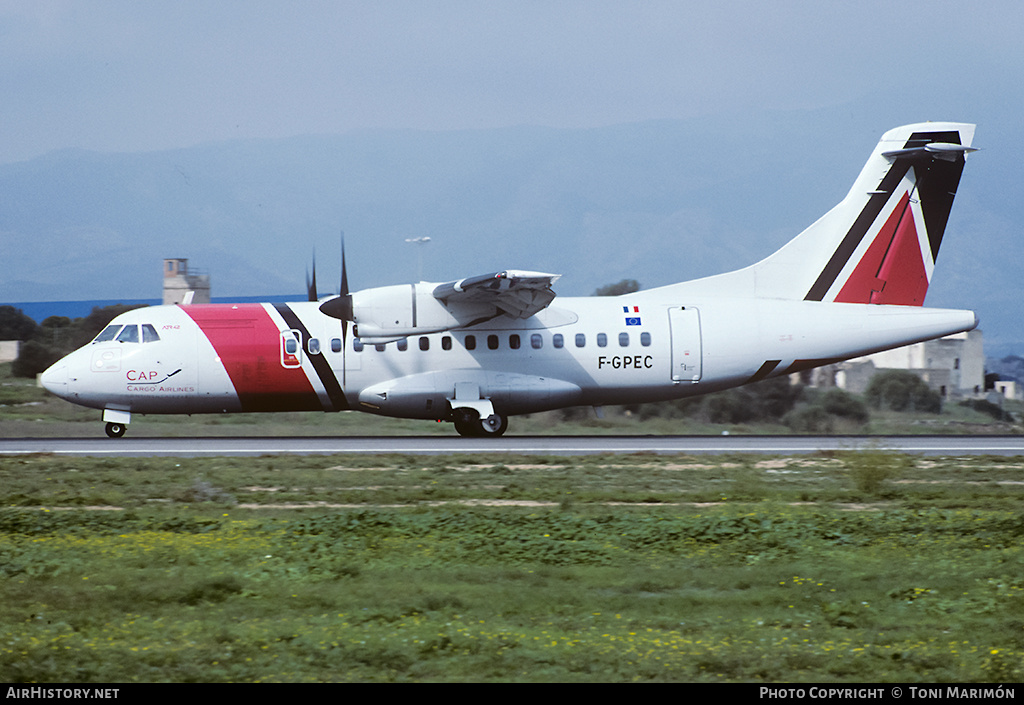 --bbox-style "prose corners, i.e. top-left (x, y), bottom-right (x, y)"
top-left (2, 435), bottom-right (1024, 457)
